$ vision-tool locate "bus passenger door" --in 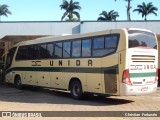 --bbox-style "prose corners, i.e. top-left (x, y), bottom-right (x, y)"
top-left (5, 47), bottom-right (17, 84)
top-left (5, 52), bottom-right (12, 83)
